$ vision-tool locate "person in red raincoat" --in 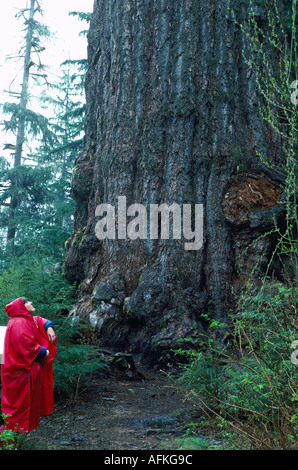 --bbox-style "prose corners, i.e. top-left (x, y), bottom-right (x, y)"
top-left (1, 297), bottom-right (57, 433)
